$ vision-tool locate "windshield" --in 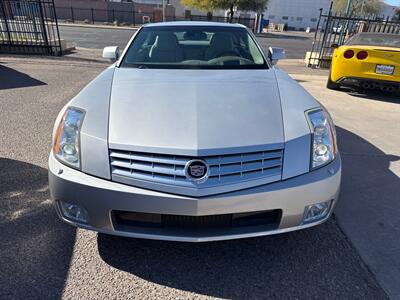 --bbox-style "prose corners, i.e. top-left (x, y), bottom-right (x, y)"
top-left (346, 33), bottom-right (400, 48)
top-left (121, 25), bottom-right (268, 69)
